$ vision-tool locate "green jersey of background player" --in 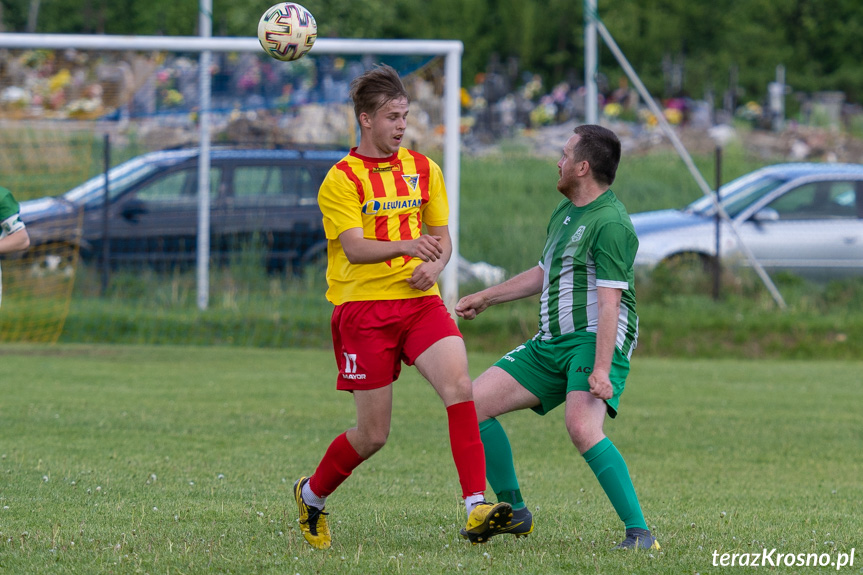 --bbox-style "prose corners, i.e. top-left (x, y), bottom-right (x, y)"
top-left (455, 124), bottom-right (660, 550)
top-left (0, 186), bottom-right (31, 308)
